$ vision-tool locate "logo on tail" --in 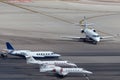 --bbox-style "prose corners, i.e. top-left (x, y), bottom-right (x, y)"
top-left (6, 42), bottom-right (14, 50)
